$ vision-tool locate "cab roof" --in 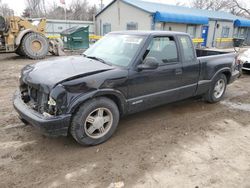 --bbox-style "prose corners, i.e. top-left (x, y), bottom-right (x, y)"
top-left (109, 30), bottom-right (190, 37)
